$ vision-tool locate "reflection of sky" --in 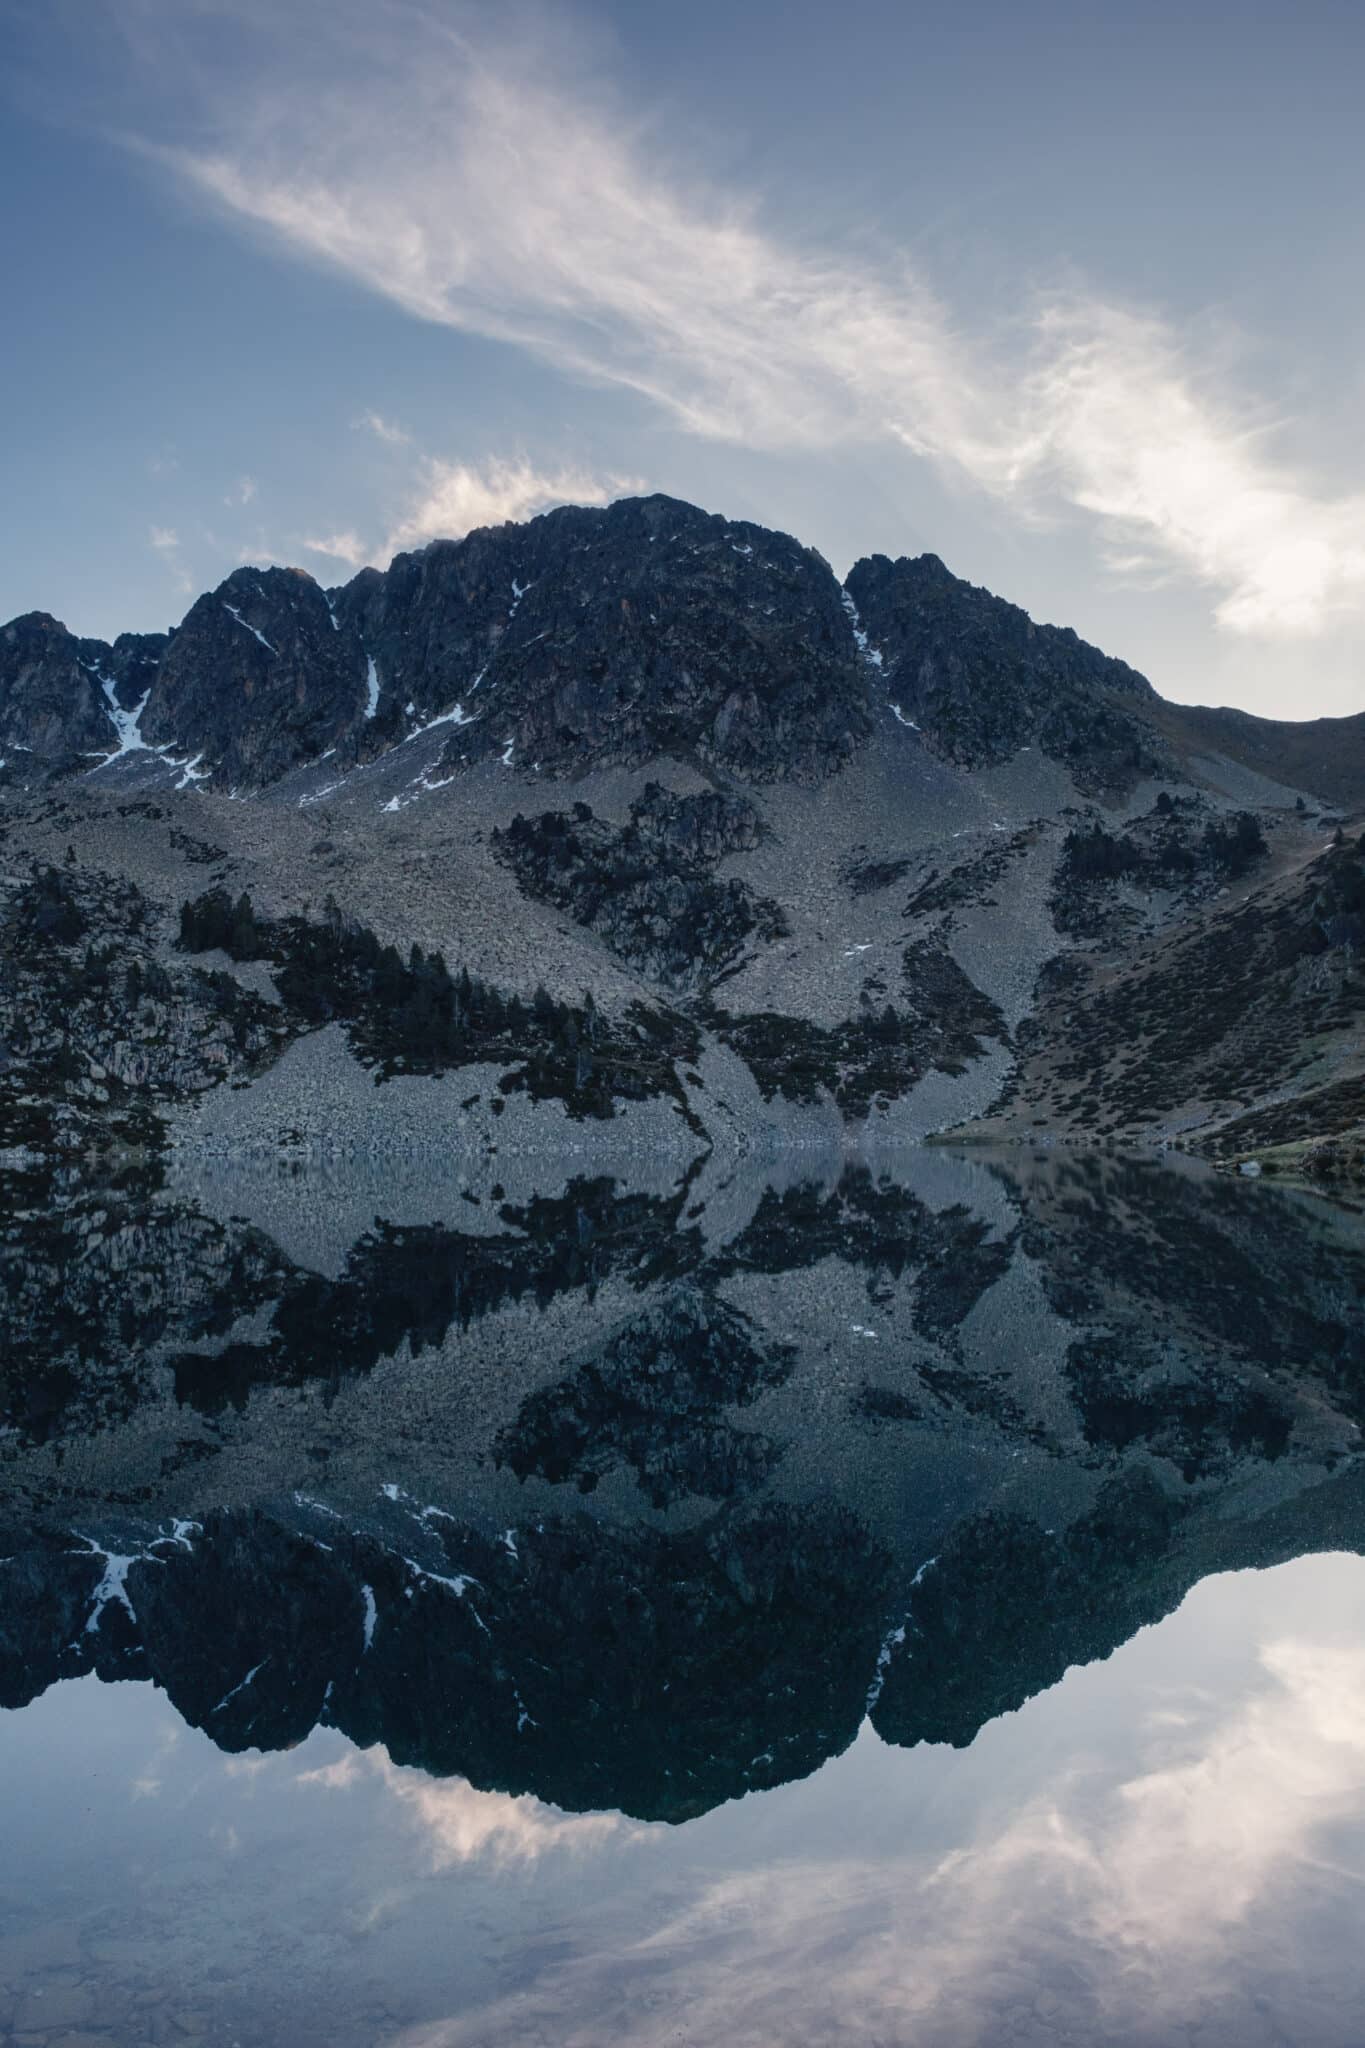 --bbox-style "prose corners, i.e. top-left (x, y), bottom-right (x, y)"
top-left (2, 1554), bottom-right (1364, 2047)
